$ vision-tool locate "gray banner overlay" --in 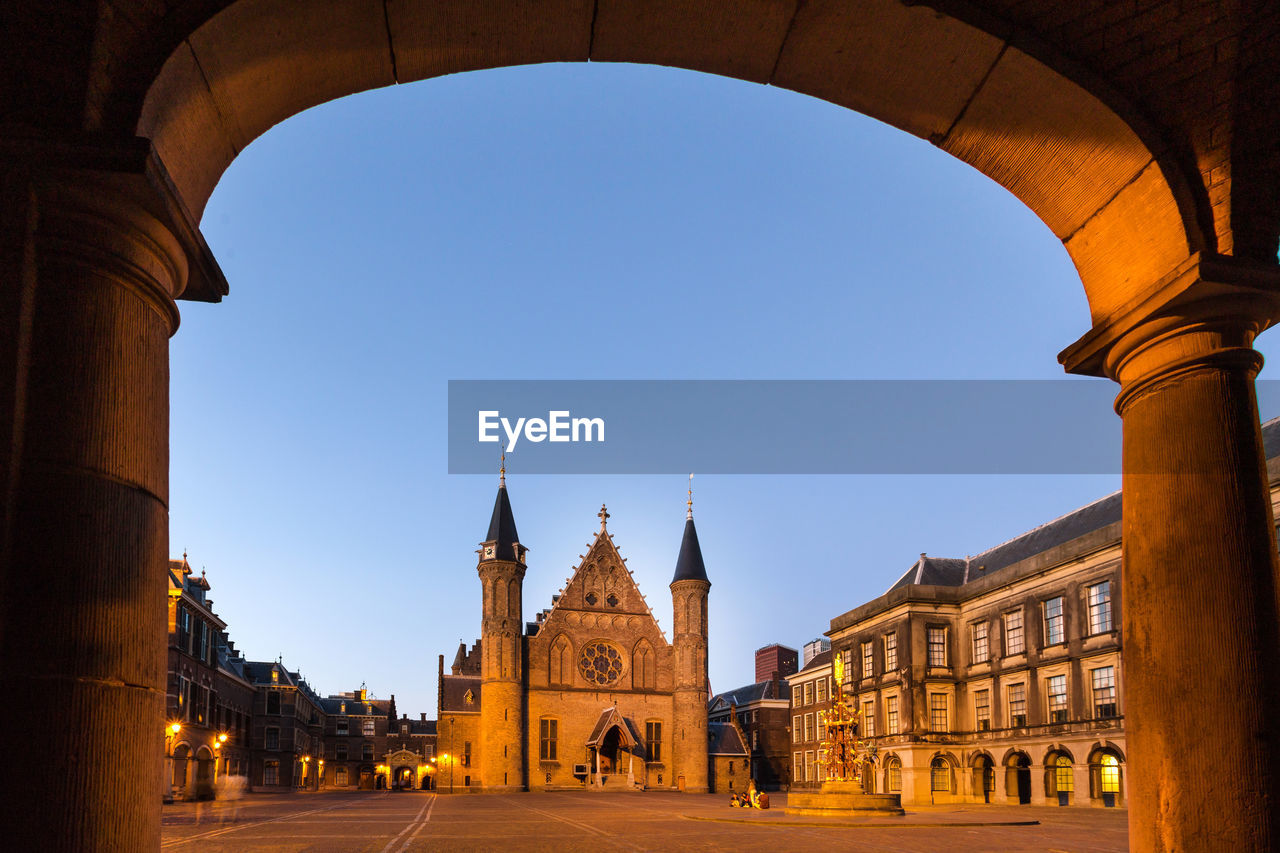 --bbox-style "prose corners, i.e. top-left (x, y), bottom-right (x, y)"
top-left (448, 380), bottom-right (1280, 474)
